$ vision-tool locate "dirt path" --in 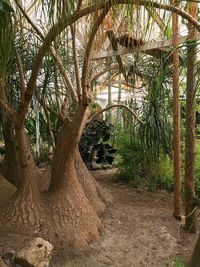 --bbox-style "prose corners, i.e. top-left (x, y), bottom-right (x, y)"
top-left (0, 169), bottom-right (198, 267)
top-left (51, 170), bottom-right (197, 267)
